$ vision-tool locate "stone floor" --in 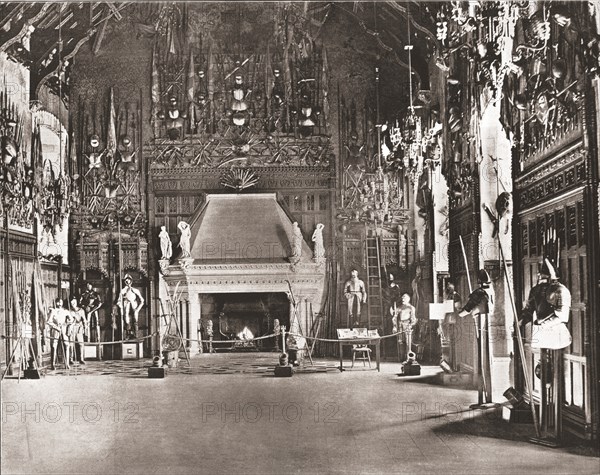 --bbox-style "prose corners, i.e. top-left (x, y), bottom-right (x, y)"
top-left (2, 355), bottom-right (598, 474)
top-left (27, 352), bottom-right (340, 377)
